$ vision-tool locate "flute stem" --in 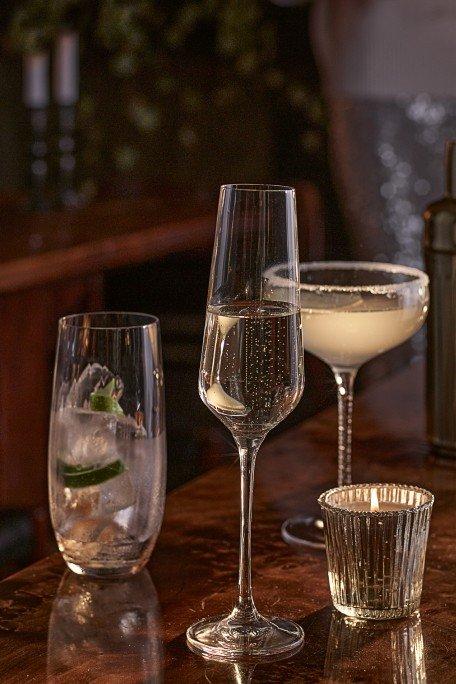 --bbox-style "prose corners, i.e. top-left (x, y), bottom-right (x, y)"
top-left (230, 436), bottom-right (262, 622)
